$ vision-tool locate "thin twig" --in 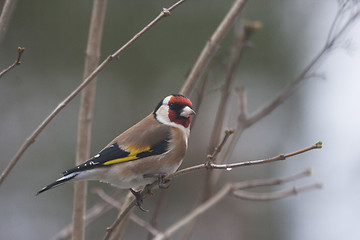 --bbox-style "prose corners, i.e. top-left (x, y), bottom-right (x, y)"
top-left (0, 0), bottom-right (186, 186)
top-left (326, 4), bottom-right (360, 48)
top-left (0, 46), bottom-right (25, 79)
top-left (180, 0), bottom-right (248, 96)
top-left (207, 130), bottom-right (235, 161)
top-left (208, 141), bottom-right (322, 170)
